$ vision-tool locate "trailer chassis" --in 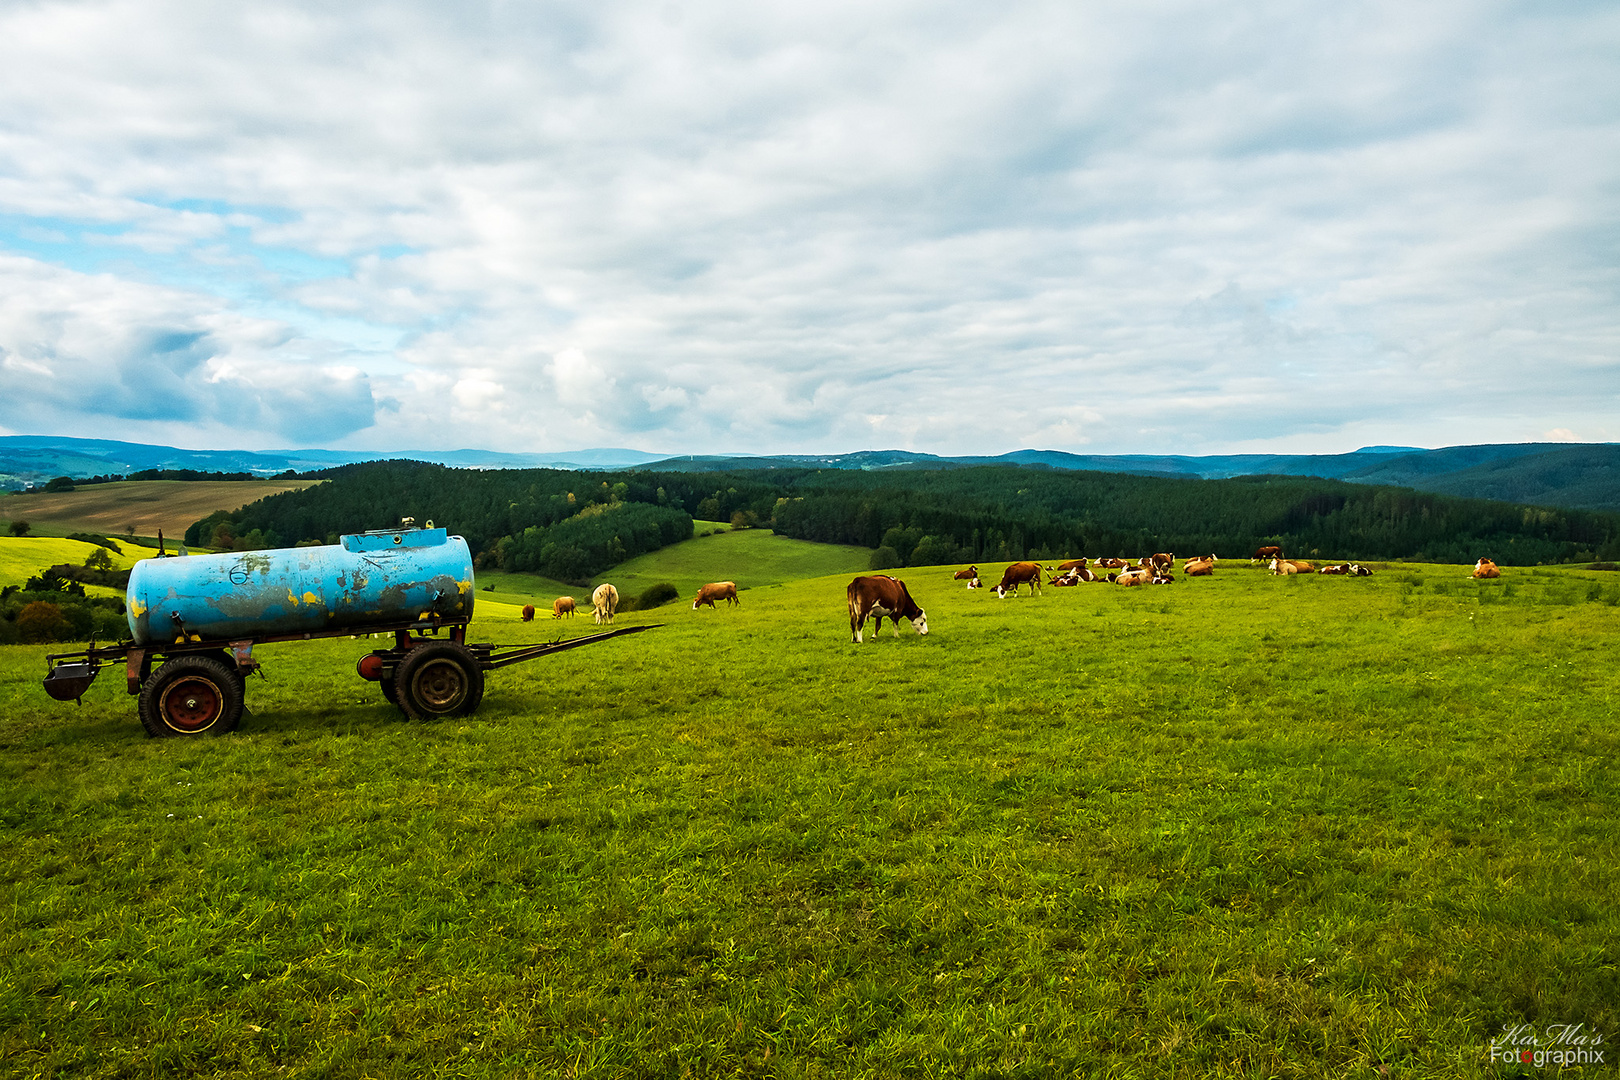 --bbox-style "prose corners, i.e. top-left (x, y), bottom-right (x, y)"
top-left (44, 616), bottom-right (658, 737)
